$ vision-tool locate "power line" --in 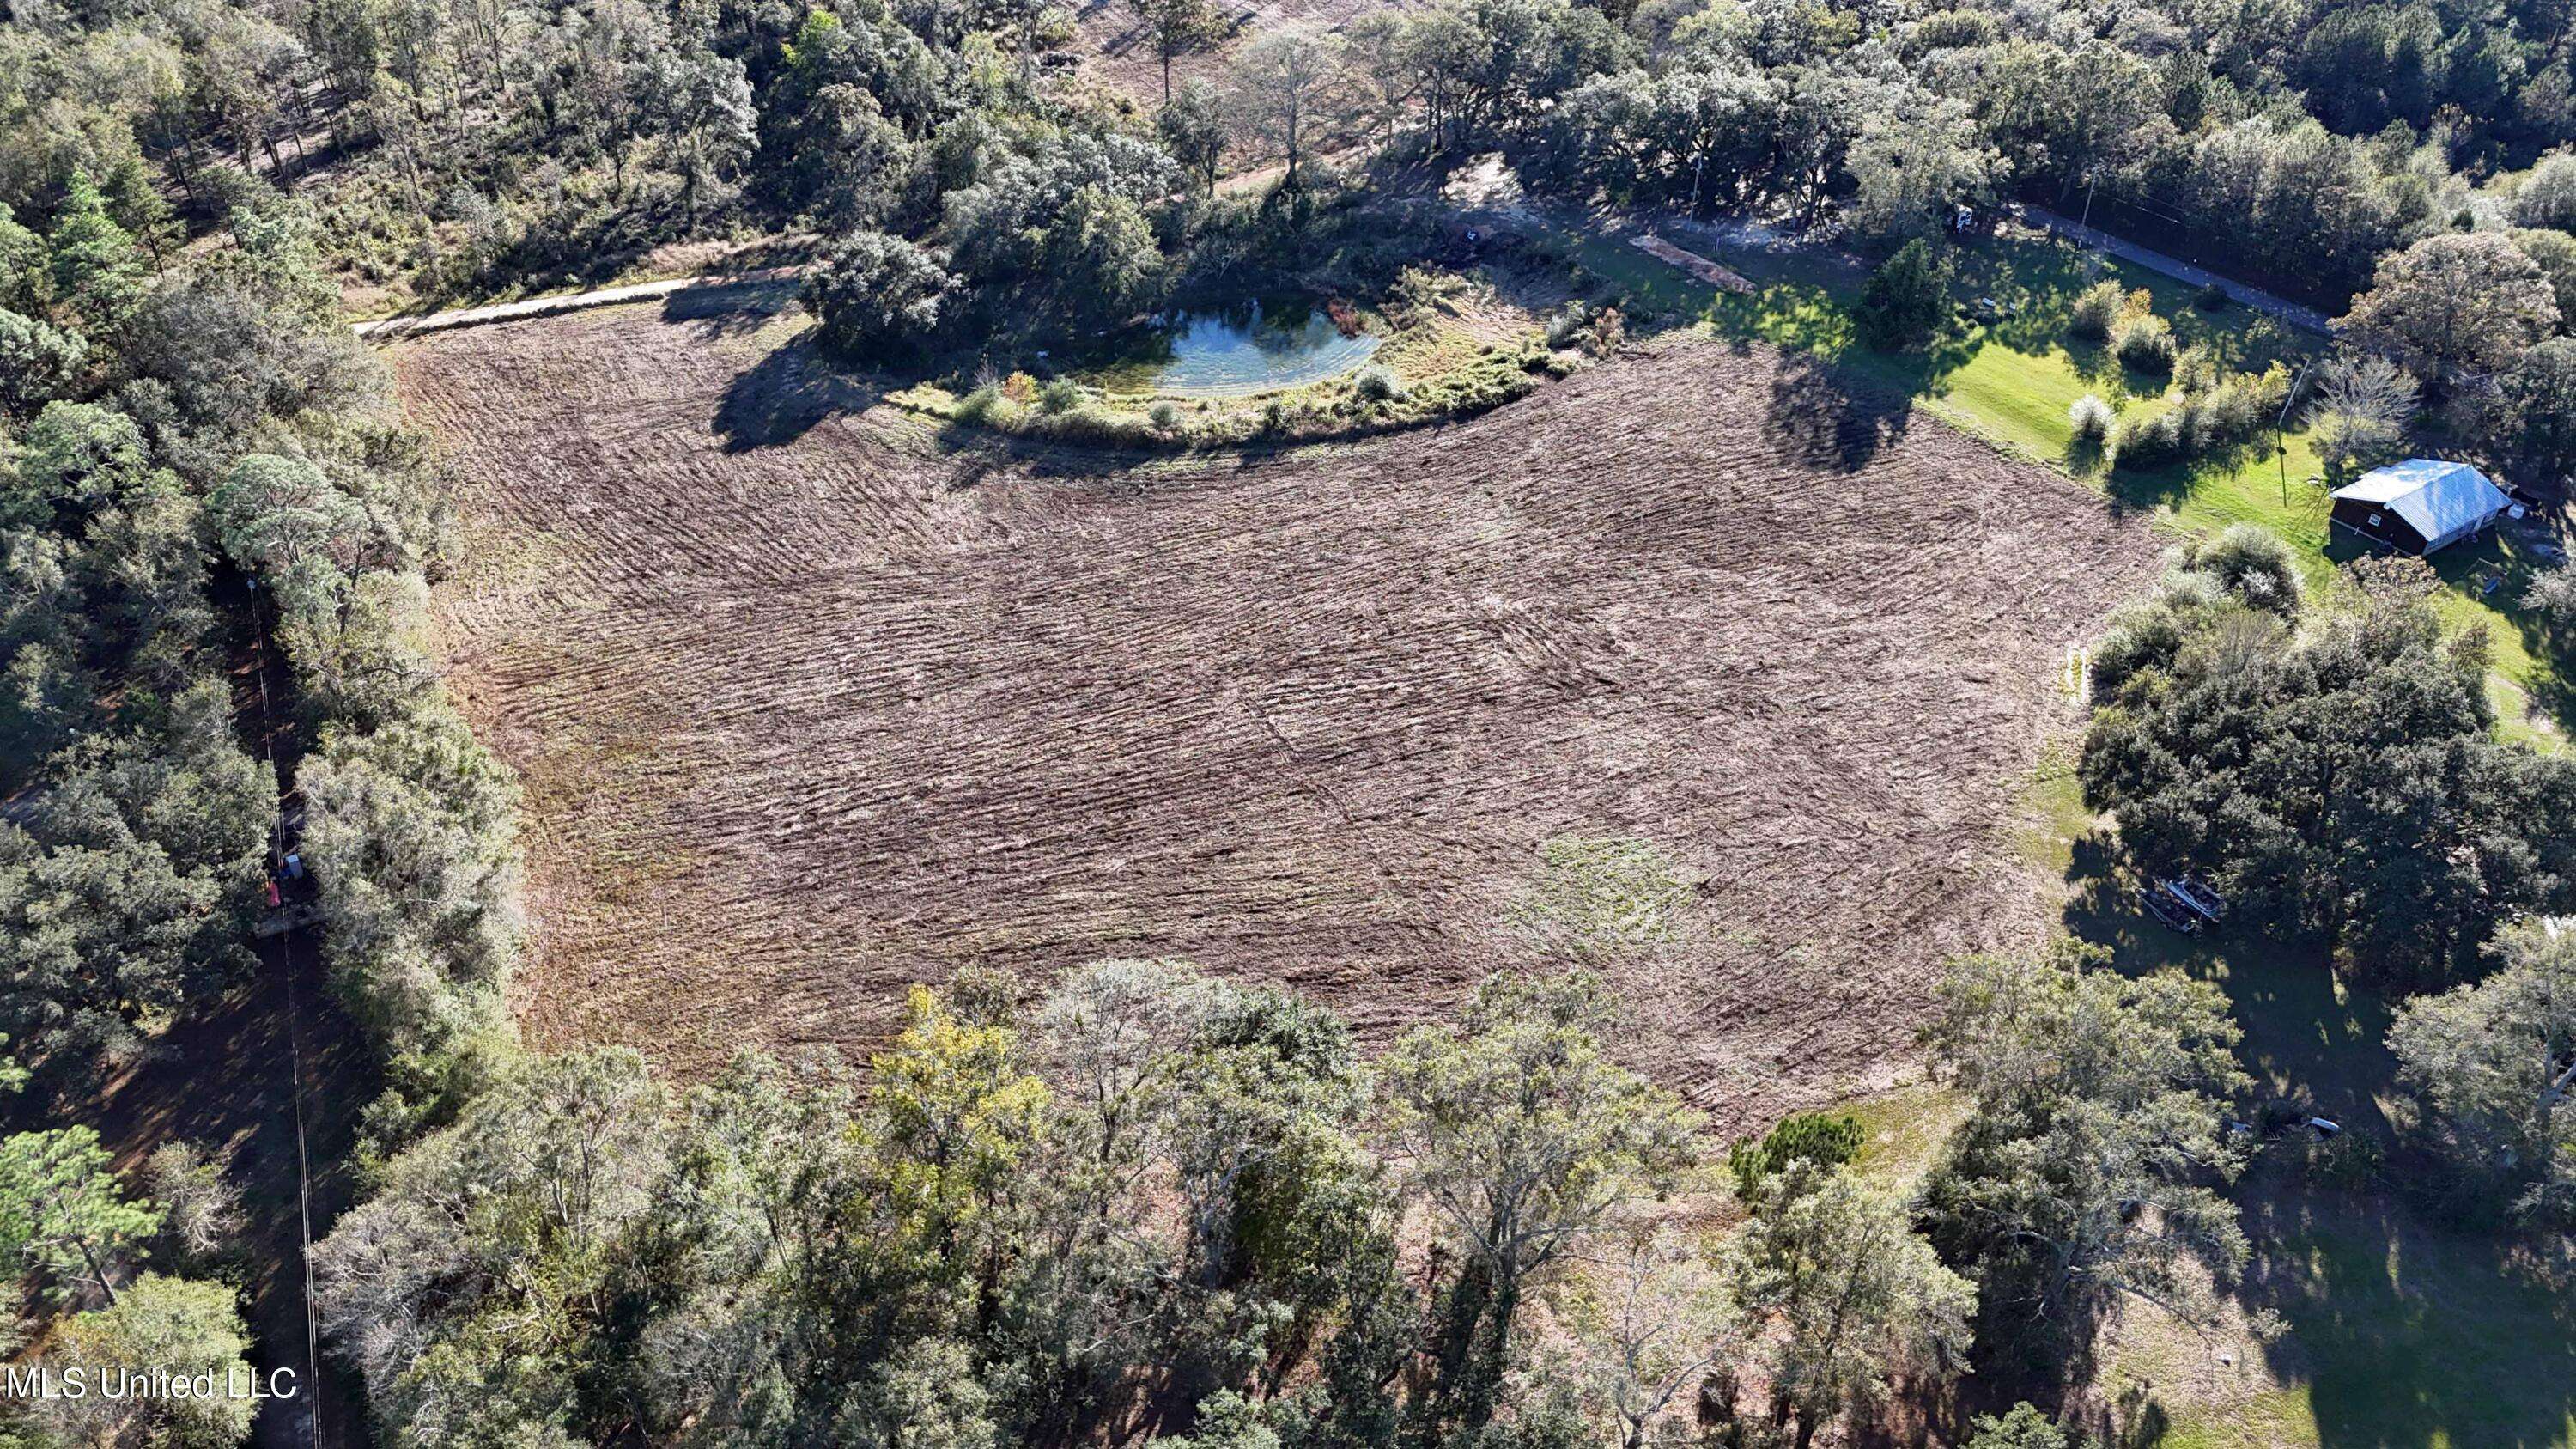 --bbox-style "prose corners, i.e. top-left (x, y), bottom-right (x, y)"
top-left (247, 581), bottom-right (325, 1449)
